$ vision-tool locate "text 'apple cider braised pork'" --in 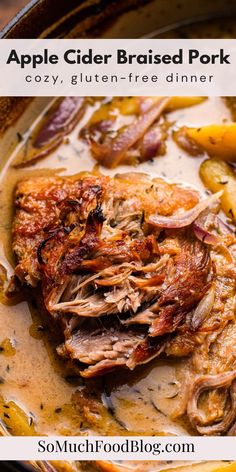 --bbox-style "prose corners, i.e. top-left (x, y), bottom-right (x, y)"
top-left (12, 172), bottom-right (235, 390)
